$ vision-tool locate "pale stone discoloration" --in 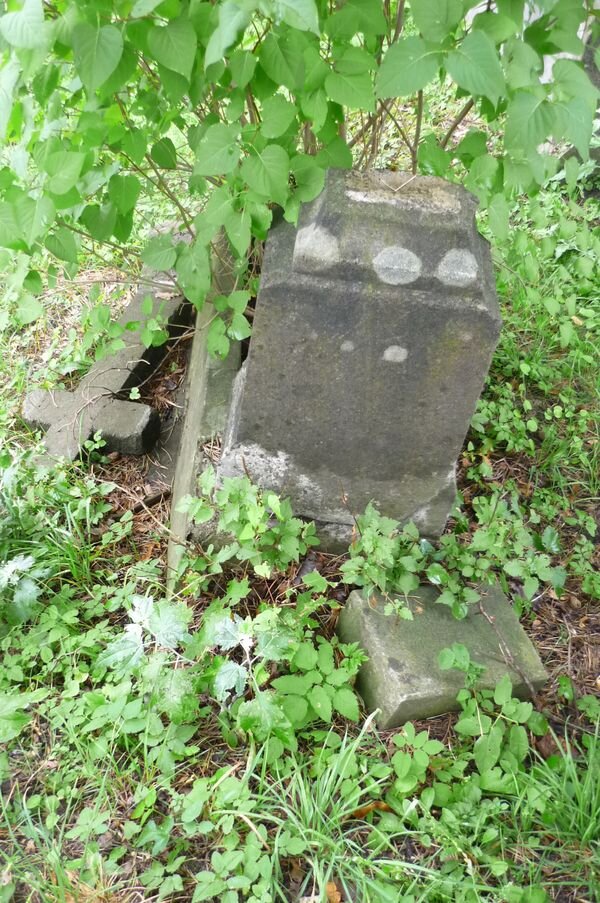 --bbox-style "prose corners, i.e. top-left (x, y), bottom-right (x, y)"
top-left (436, 248), bottom-right (479, 287)
top-left (373, 246), bottom-right (422, 285)
top-left (382, 345), bottom-right (408, 363)
top-left (341, 340), bottom-right (355, 352)
top-left (293, 222), bottom-right (340, 271)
